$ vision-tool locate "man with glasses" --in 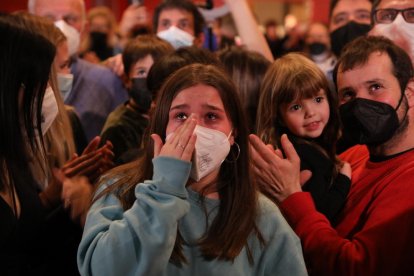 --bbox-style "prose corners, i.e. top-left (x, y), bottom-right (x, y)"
top-left (370, 0), bottom-right (414, 64)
